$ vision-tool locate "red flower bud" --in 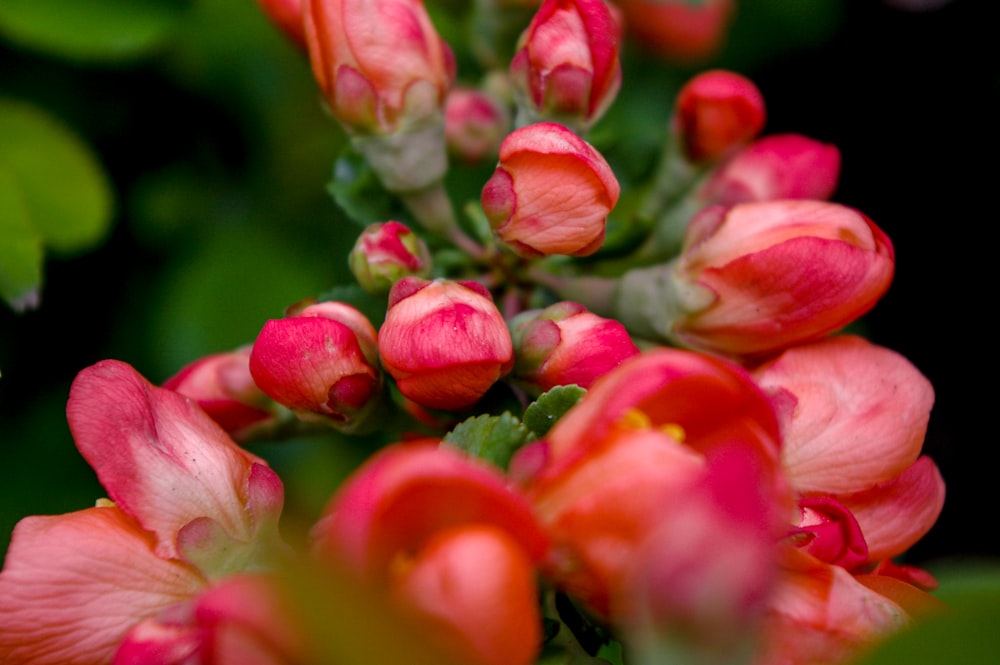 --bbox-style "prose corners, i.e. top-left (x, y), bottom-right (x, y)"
top-left (510, 301), bottom-right (639, 394)
top-left (162, 346), bottom-right (274, 437)
top-left (378, 278), bottom-right (514, 411)
top-left (617, 0), bottom-right (736, 64)
top-left (700, 133), bottom-right (842, 205)
top-left (482, 121), bottom-right (619, 257)
top-left (509, 0), bottom-right (623, 132)
top-left (444, 86), bottom-right (512, 164)
top-left (674, 69), bottom-right (766, 163)
top-left (249, 301), bottom-right (382, 429)
top-left (349, 221), bottom-right (432, 294)
top-left (669, 200), bottom-right (895, 357)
